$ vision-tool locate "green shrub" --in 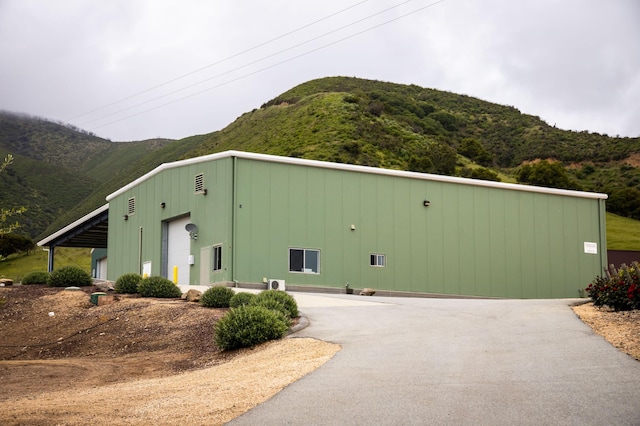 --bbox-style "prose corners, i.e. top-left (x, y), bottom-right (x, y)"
top-left (48, 266), bottom-right (92, 287)
top-left (114, 273), bottom-right (142, 294)
top-left (137, 276), bottom-right (182, 298)
top-left (586, 262), bottom-right (640, 311)
top-left (252, 290), bottom-right (299, 318)
top-left (213, 305), bottom-right (290, 350)
top-left (229, 291), bottom-right (257, 308)
top-left (201, 286), bottom-right (235, 308)
top-left (21, 271), bottom-right (50, 285)
top-left (252, 297), bottom-right (290, 317)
